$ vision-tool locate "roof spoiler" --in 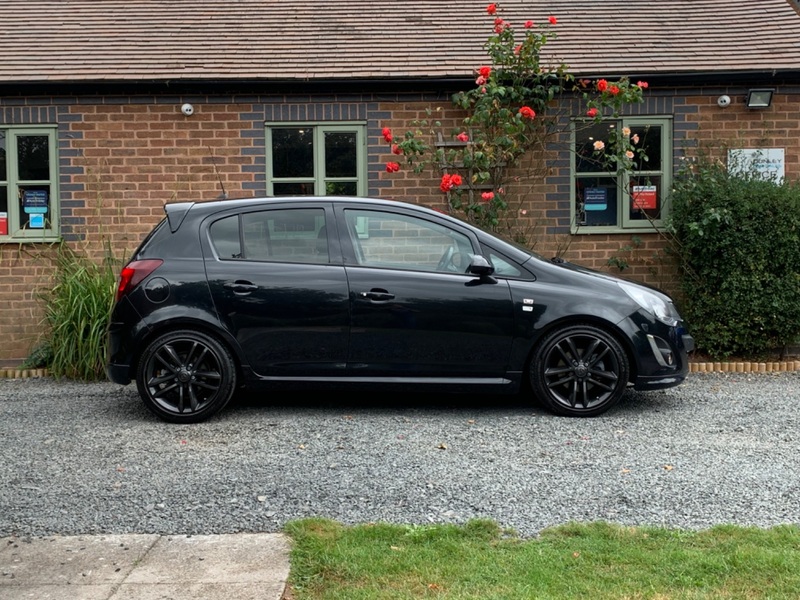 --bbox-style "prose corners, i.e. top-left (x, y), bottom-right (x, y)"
top-left (164, 202), bottom-right (194, 233)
